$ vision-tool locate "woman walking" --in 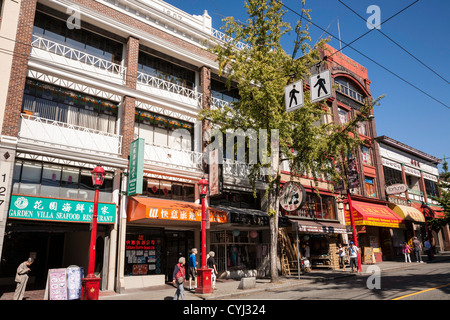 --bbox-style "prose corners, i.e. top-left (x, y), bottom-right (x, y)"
top-left (172, 257), bottom-right (186, 300)
top-left (402, 242), bottom-right (412, 263)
